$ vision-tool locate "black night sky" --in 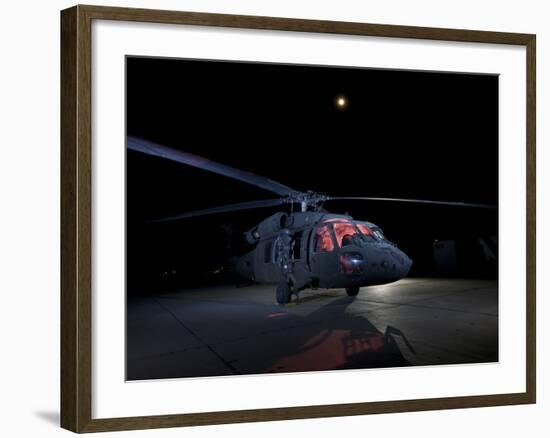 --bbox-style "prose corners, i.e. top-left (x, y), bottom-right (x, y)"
top-left (126, 56), bottom-right (498, 292)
